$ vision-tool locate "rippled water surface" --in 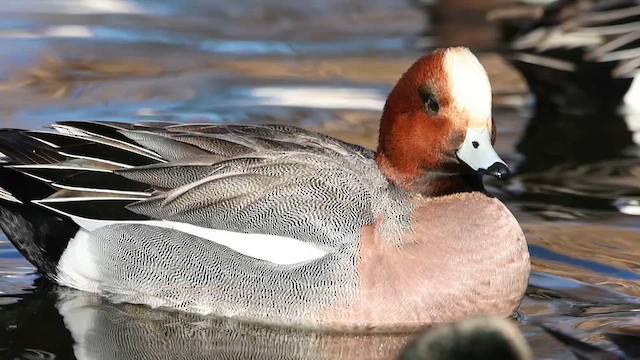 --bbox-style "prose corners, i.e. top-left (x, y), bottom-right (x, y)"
top-left (0, 1), bottom-right (639, 359)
